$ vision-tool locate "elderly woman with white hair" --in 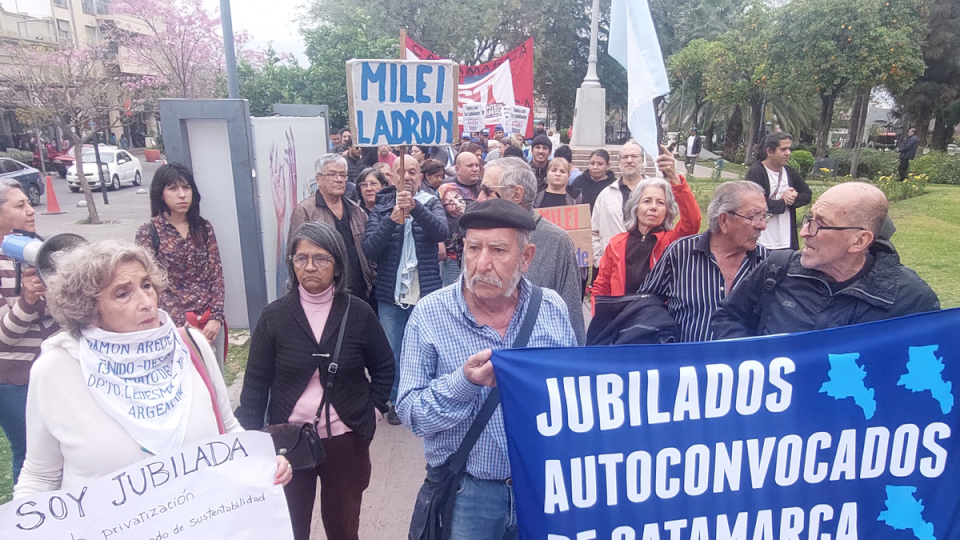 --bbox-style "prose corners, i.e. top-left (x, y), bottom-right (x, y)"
top-left (591, 172), bottom-right (701, 311)
top-left (14, 240), bottom-right (292, 497)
